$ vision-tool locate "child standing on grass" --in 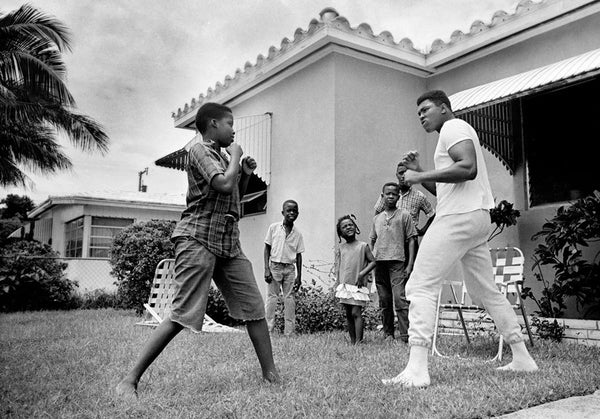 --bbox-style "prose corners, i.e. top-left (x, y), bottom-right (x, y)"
top-left (264, 199), bottom-right (305, 336)
top-left (116, 102), bottom-right (279, 399)
top-left (370, 182), bottom-right (417, 343)
top-left (334, 215), bottom-right (376, 344)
